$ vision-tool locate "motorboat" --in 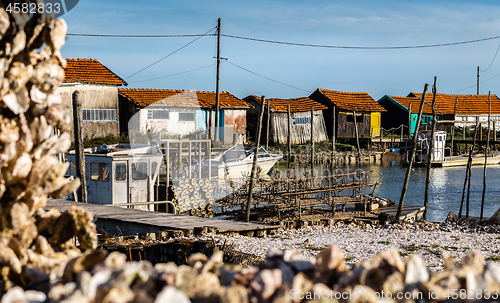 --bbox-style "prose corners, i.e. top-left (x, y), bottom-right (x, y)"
top-left (204, 144), bottom-right (283, 180)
